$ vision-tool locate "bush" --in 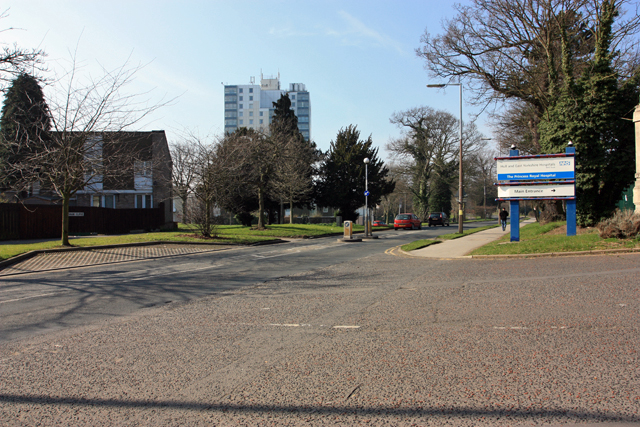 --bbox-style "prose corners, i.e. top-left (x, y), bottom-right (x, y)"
top-left (596, 209), bottom-right (640, 239)
top-left (235, 212), bottom-right (255, 227)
